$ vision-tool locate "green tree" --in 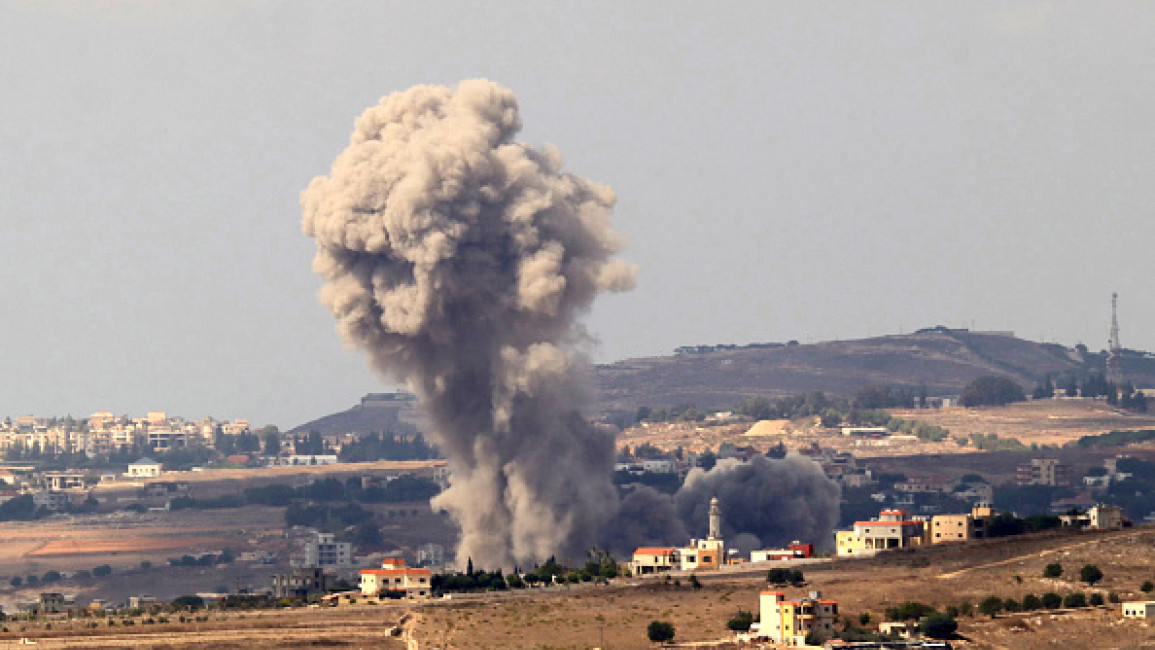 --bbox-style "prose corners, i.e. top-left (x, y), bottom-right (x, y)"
top-left (858, 612), bottom-right (871, 626)
top-left (1088, 593), bottom-right (1104, 606)
top-left (647, 620), bottom-right (675, 644)
top-left (885, 601), bottom-right (936, 621)
top-left (1141, 580), bottom-right (1154, 593)
top-left (1022, 594), bottom-right (1042, 610)
top-left (92, 564), bottom-right (112, 577)
top-left (978, 596), bottom-right (1003, 618)
top-left (1040, 592), bottom-right (1062, 609)
top-left (9, 576), bottom-right (21, 588)
top-left (1042, 562), bottom-right (1063, 578)
top-left (919, 613), bottom-right (958, 639)
top-left (171, 595), bottom-right (205, 610)
top-left (261, 427), bottom-right (282, 456)
top-left (960, 376), bottom-right (1026, 407)
top-left (42, 570), bottom-right (61, 584)
top-left (1063, 593), bottom-right (1087, 608)
top-left (726, 610), bottom-right (754, 632)
top-left (1079, 564), bottom-right (1103, 586)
